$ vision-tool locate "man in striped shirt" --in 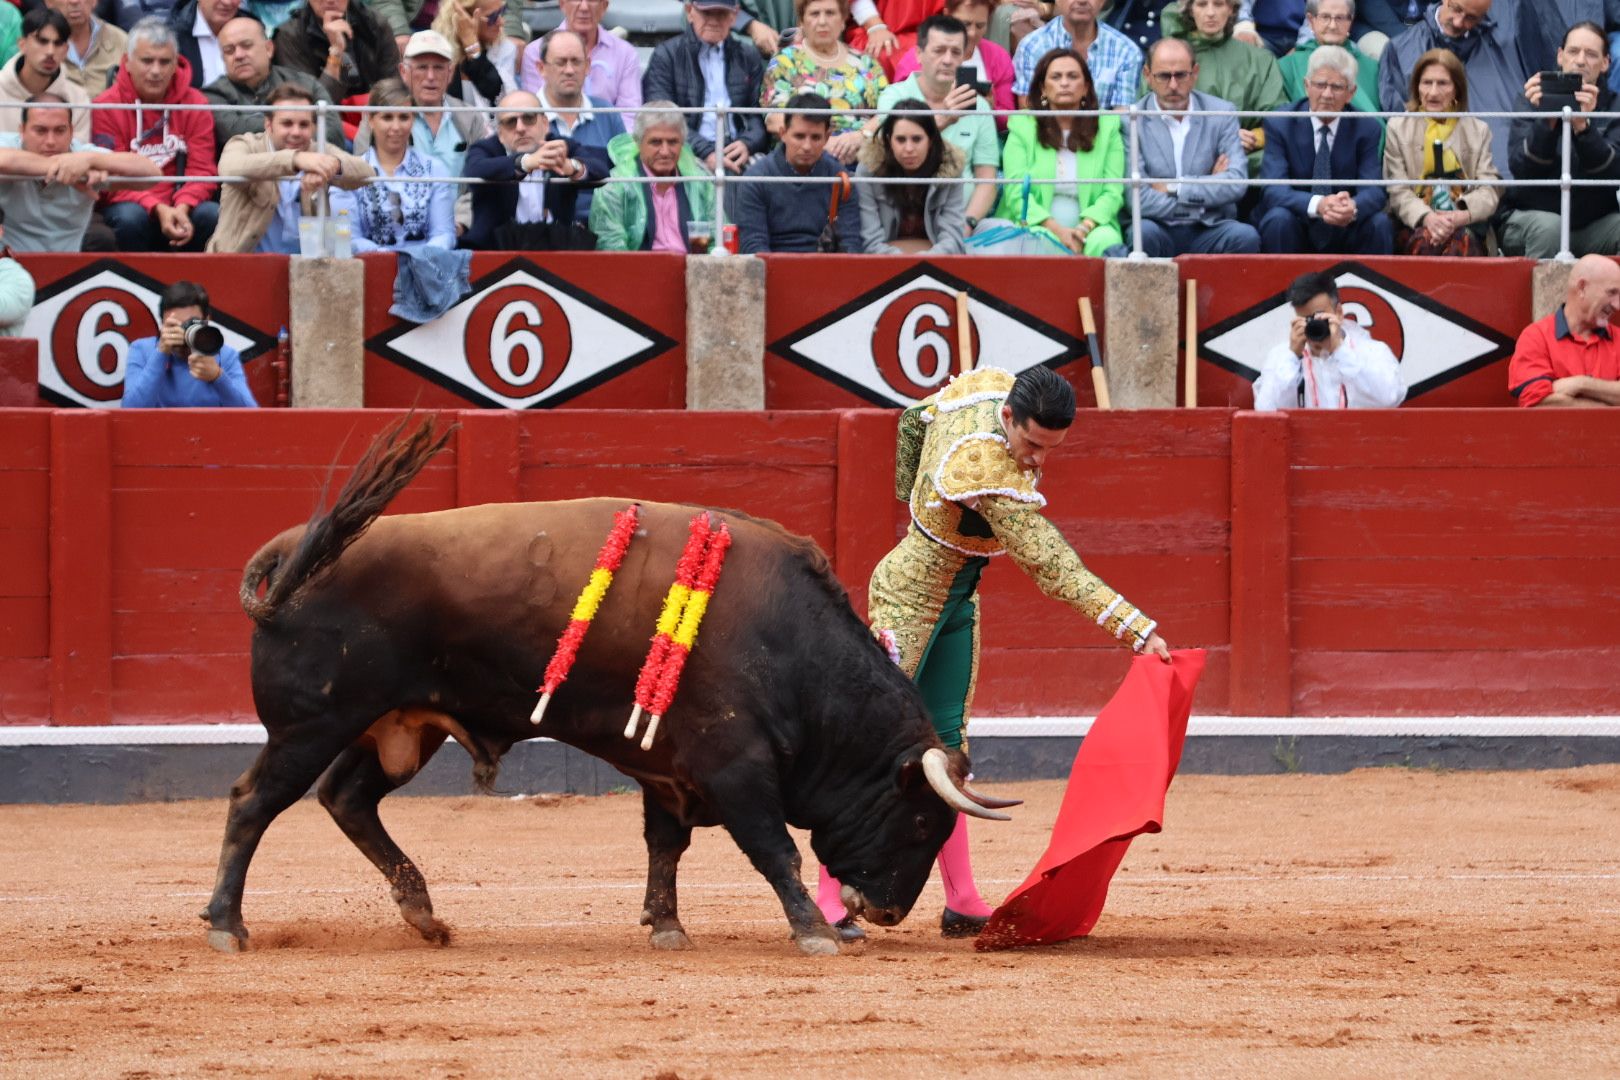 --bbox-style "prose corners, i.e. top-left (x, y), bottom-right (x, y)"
top-left (1011, 0), bottom-right (1142, 108)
